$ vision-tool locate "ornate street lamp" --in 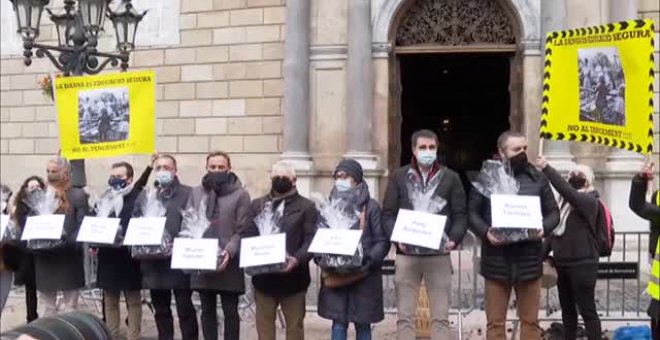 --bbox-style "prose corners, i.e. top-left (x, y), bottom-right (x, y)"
top-left (9, 0), bottom-right (147, 187)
